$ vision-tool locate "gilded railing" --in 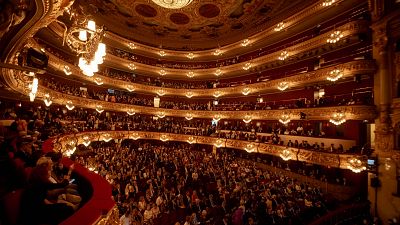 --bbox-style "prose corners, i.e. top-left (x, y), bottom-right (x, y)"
top-left (35, 40), bottom-right (376, 97)
top-left (54, 130), bottom-right (367, 170)
top-left (45, 20), bottom-right (369, 79)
